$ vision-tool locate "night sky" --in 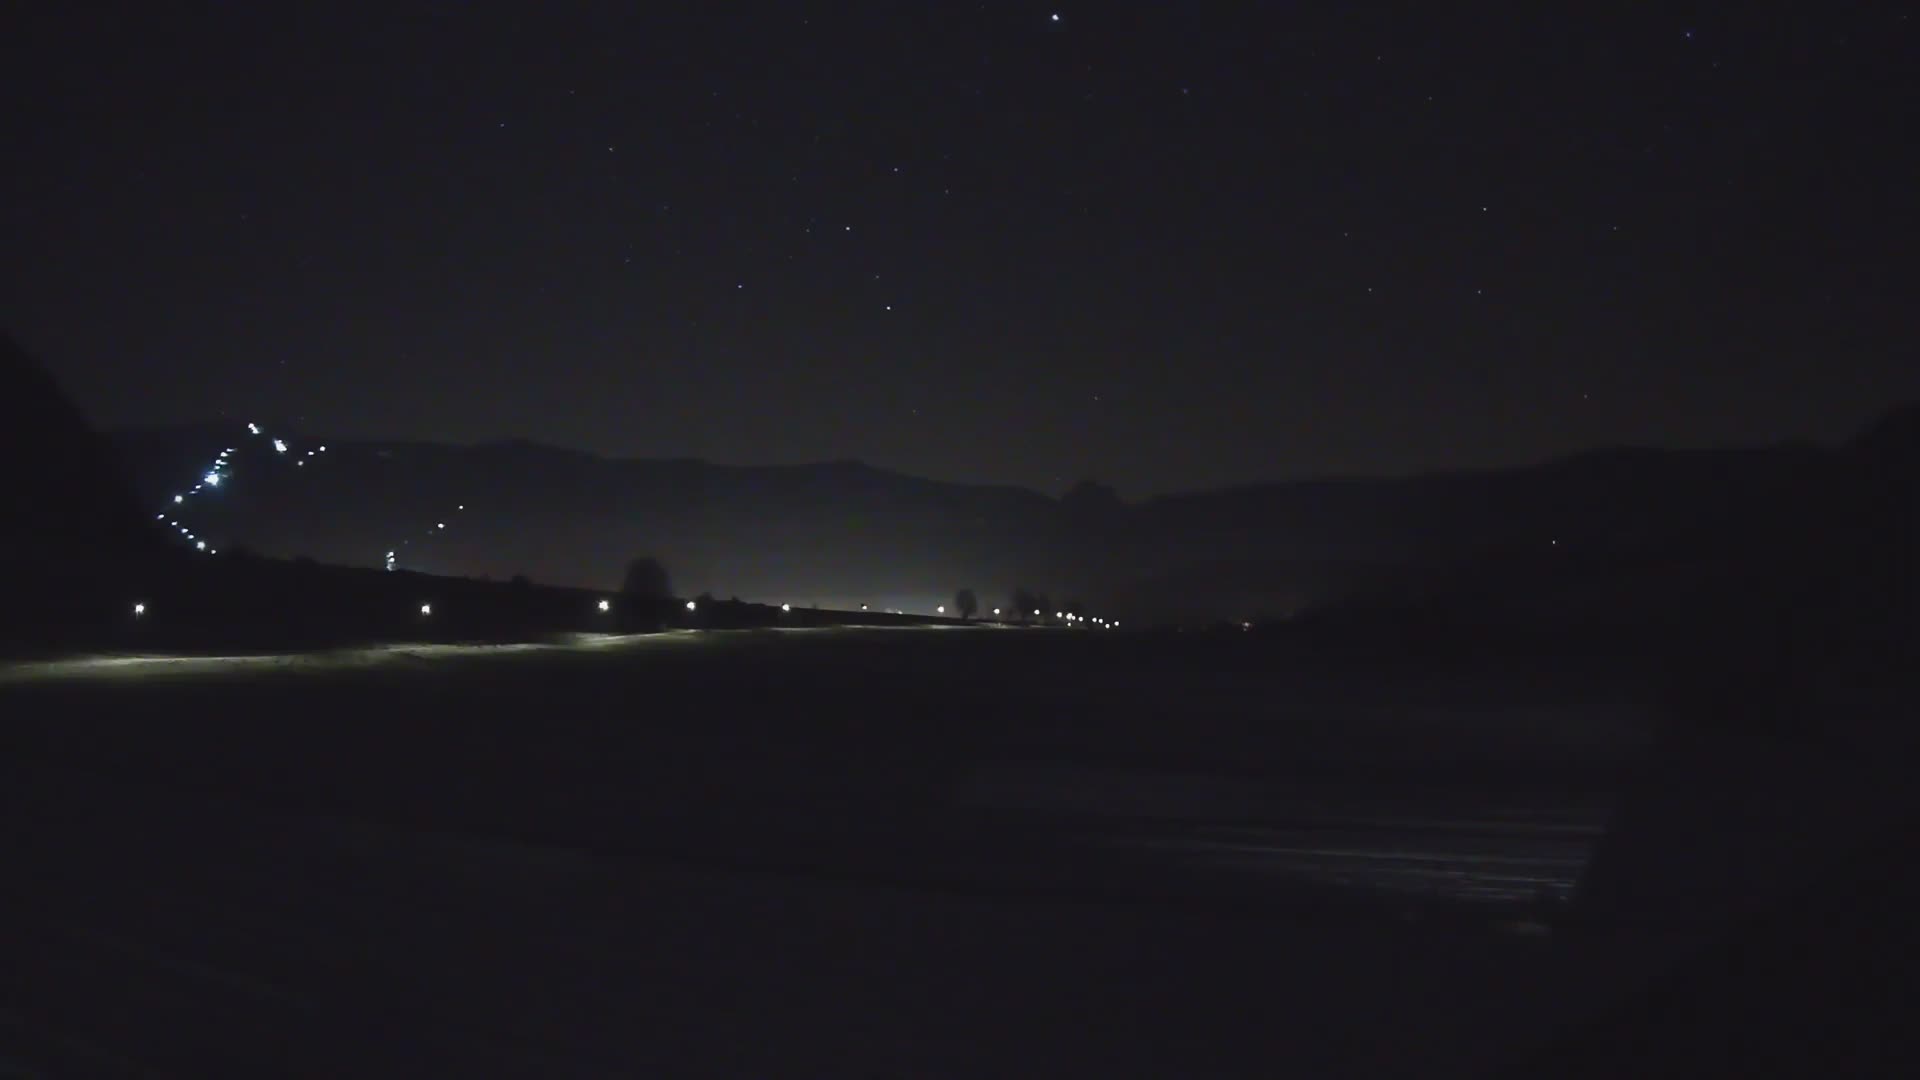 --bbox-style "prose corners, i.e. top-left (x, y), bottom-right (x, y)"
top-left (6, 4), bottom-right (1916, 496)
